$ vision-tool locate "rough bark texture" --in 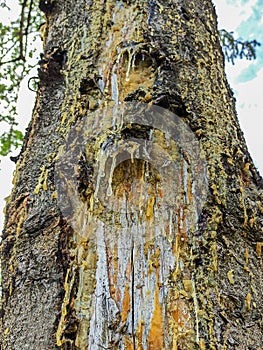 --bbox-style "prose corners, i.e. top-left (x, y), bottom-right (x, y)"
top-left (1, 0), bottom-right (263, 349)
